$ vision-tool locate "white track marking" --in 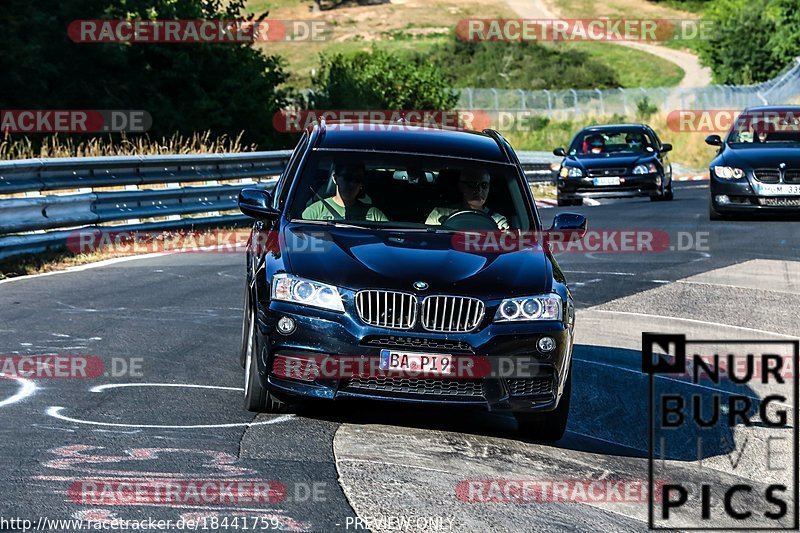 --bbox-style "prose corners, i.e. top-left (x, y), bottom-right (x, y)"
top-left (677, 279), bottom-right (800, 296)
top-left (51, 382), bottom-right (289, 428)
top-left (47, 406), bottom-right (291, 429)
top-left (590, 309), bottom-right (798, 339)
top-left (0, 374), bottom-right (37, 408)
top-left (90, 382), bottom-right (242, 393)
